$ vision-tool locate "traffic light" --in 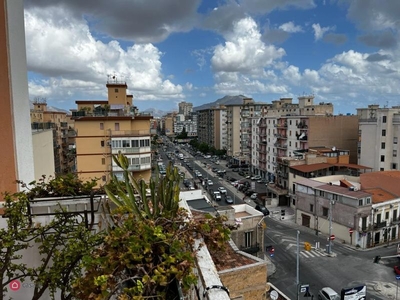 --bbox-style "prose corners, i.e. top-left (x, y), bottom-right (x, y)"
top-left (373, 256), bottom-right (381, 263)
